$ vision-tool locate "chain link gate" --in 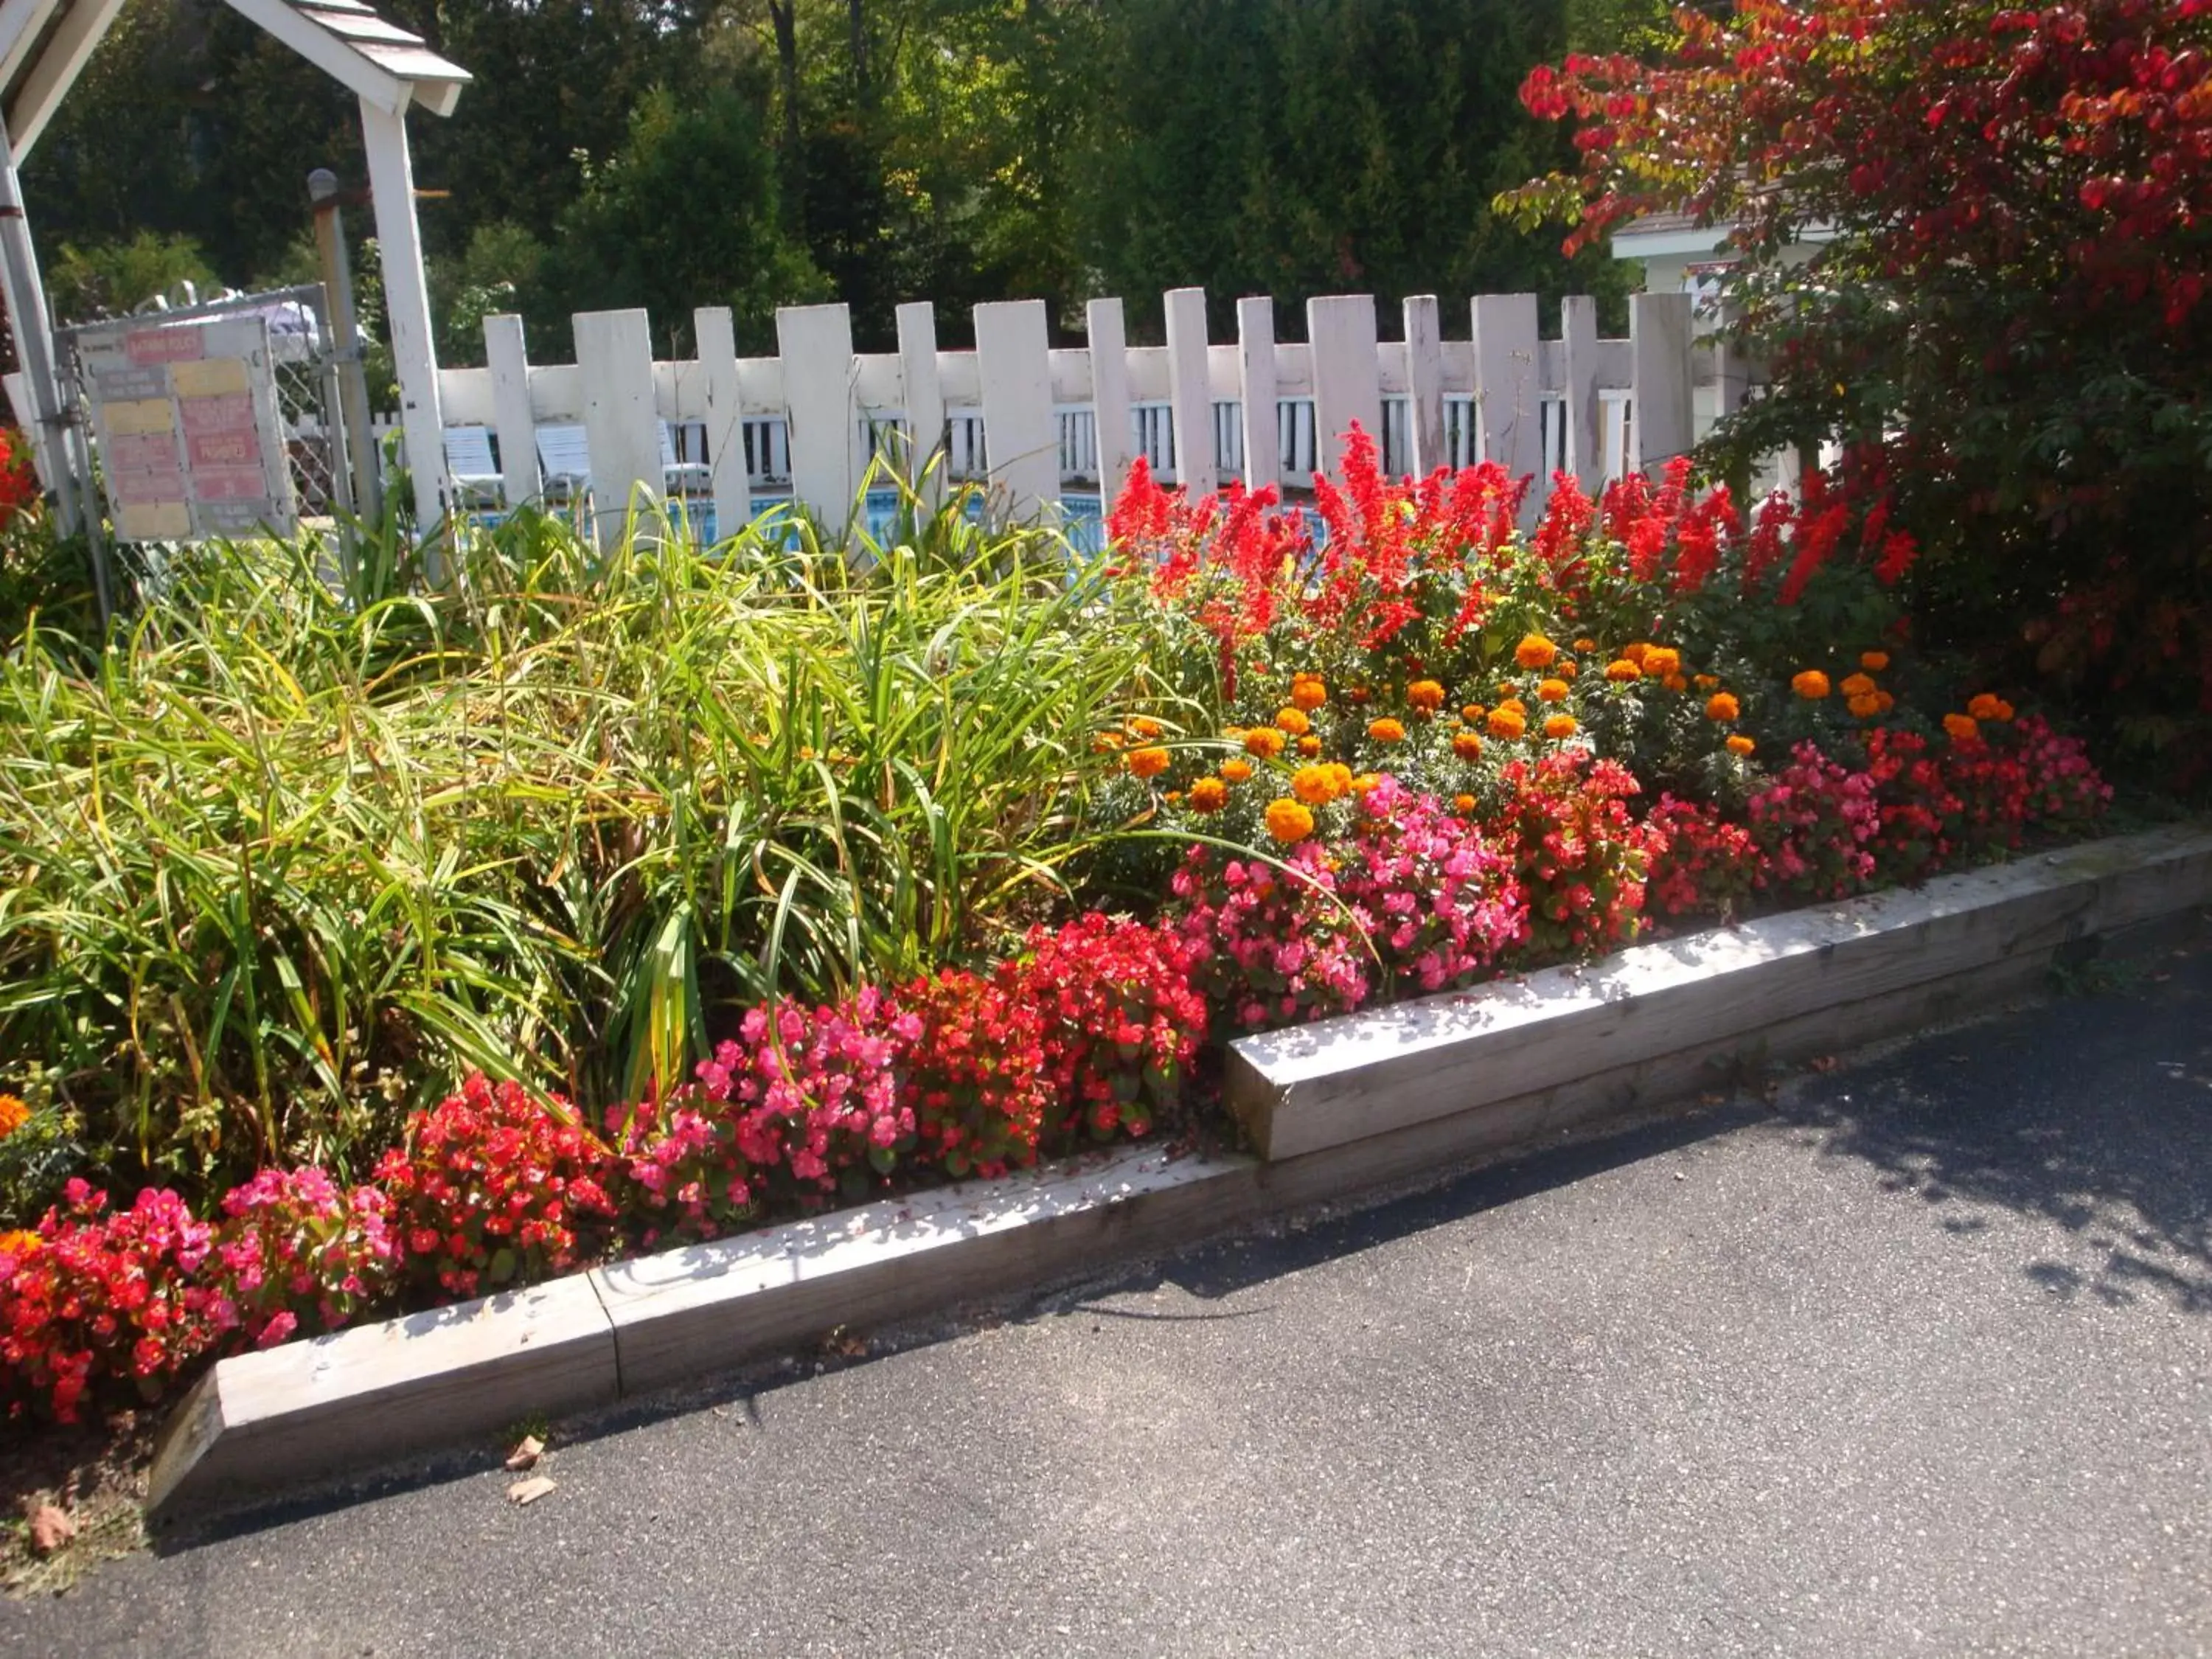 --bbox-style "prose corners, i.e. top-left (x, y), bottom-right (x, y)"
top-left (52, 283), bottom-right (361, 580)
